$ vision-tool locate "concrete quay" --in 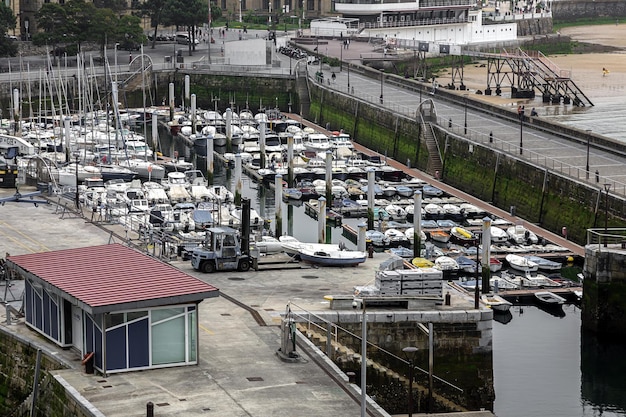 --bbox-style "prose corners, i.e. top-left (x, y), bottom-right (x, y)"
top-left (0, 186), bottom-right (498, 417)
